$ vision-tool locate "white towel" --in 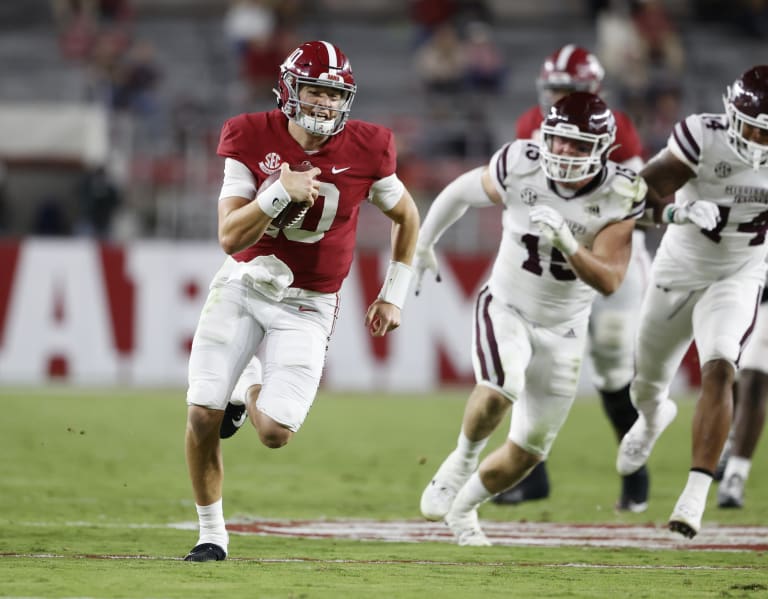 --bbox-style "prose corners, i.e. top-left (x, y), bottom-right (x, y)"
top-left (213, 255), bottom-right (294, 301)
